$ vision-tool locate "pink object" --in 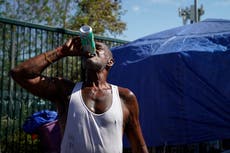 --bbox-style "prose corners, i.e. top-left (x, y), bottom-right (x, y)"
top-left (37, 120), bottom-right (62, 153)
